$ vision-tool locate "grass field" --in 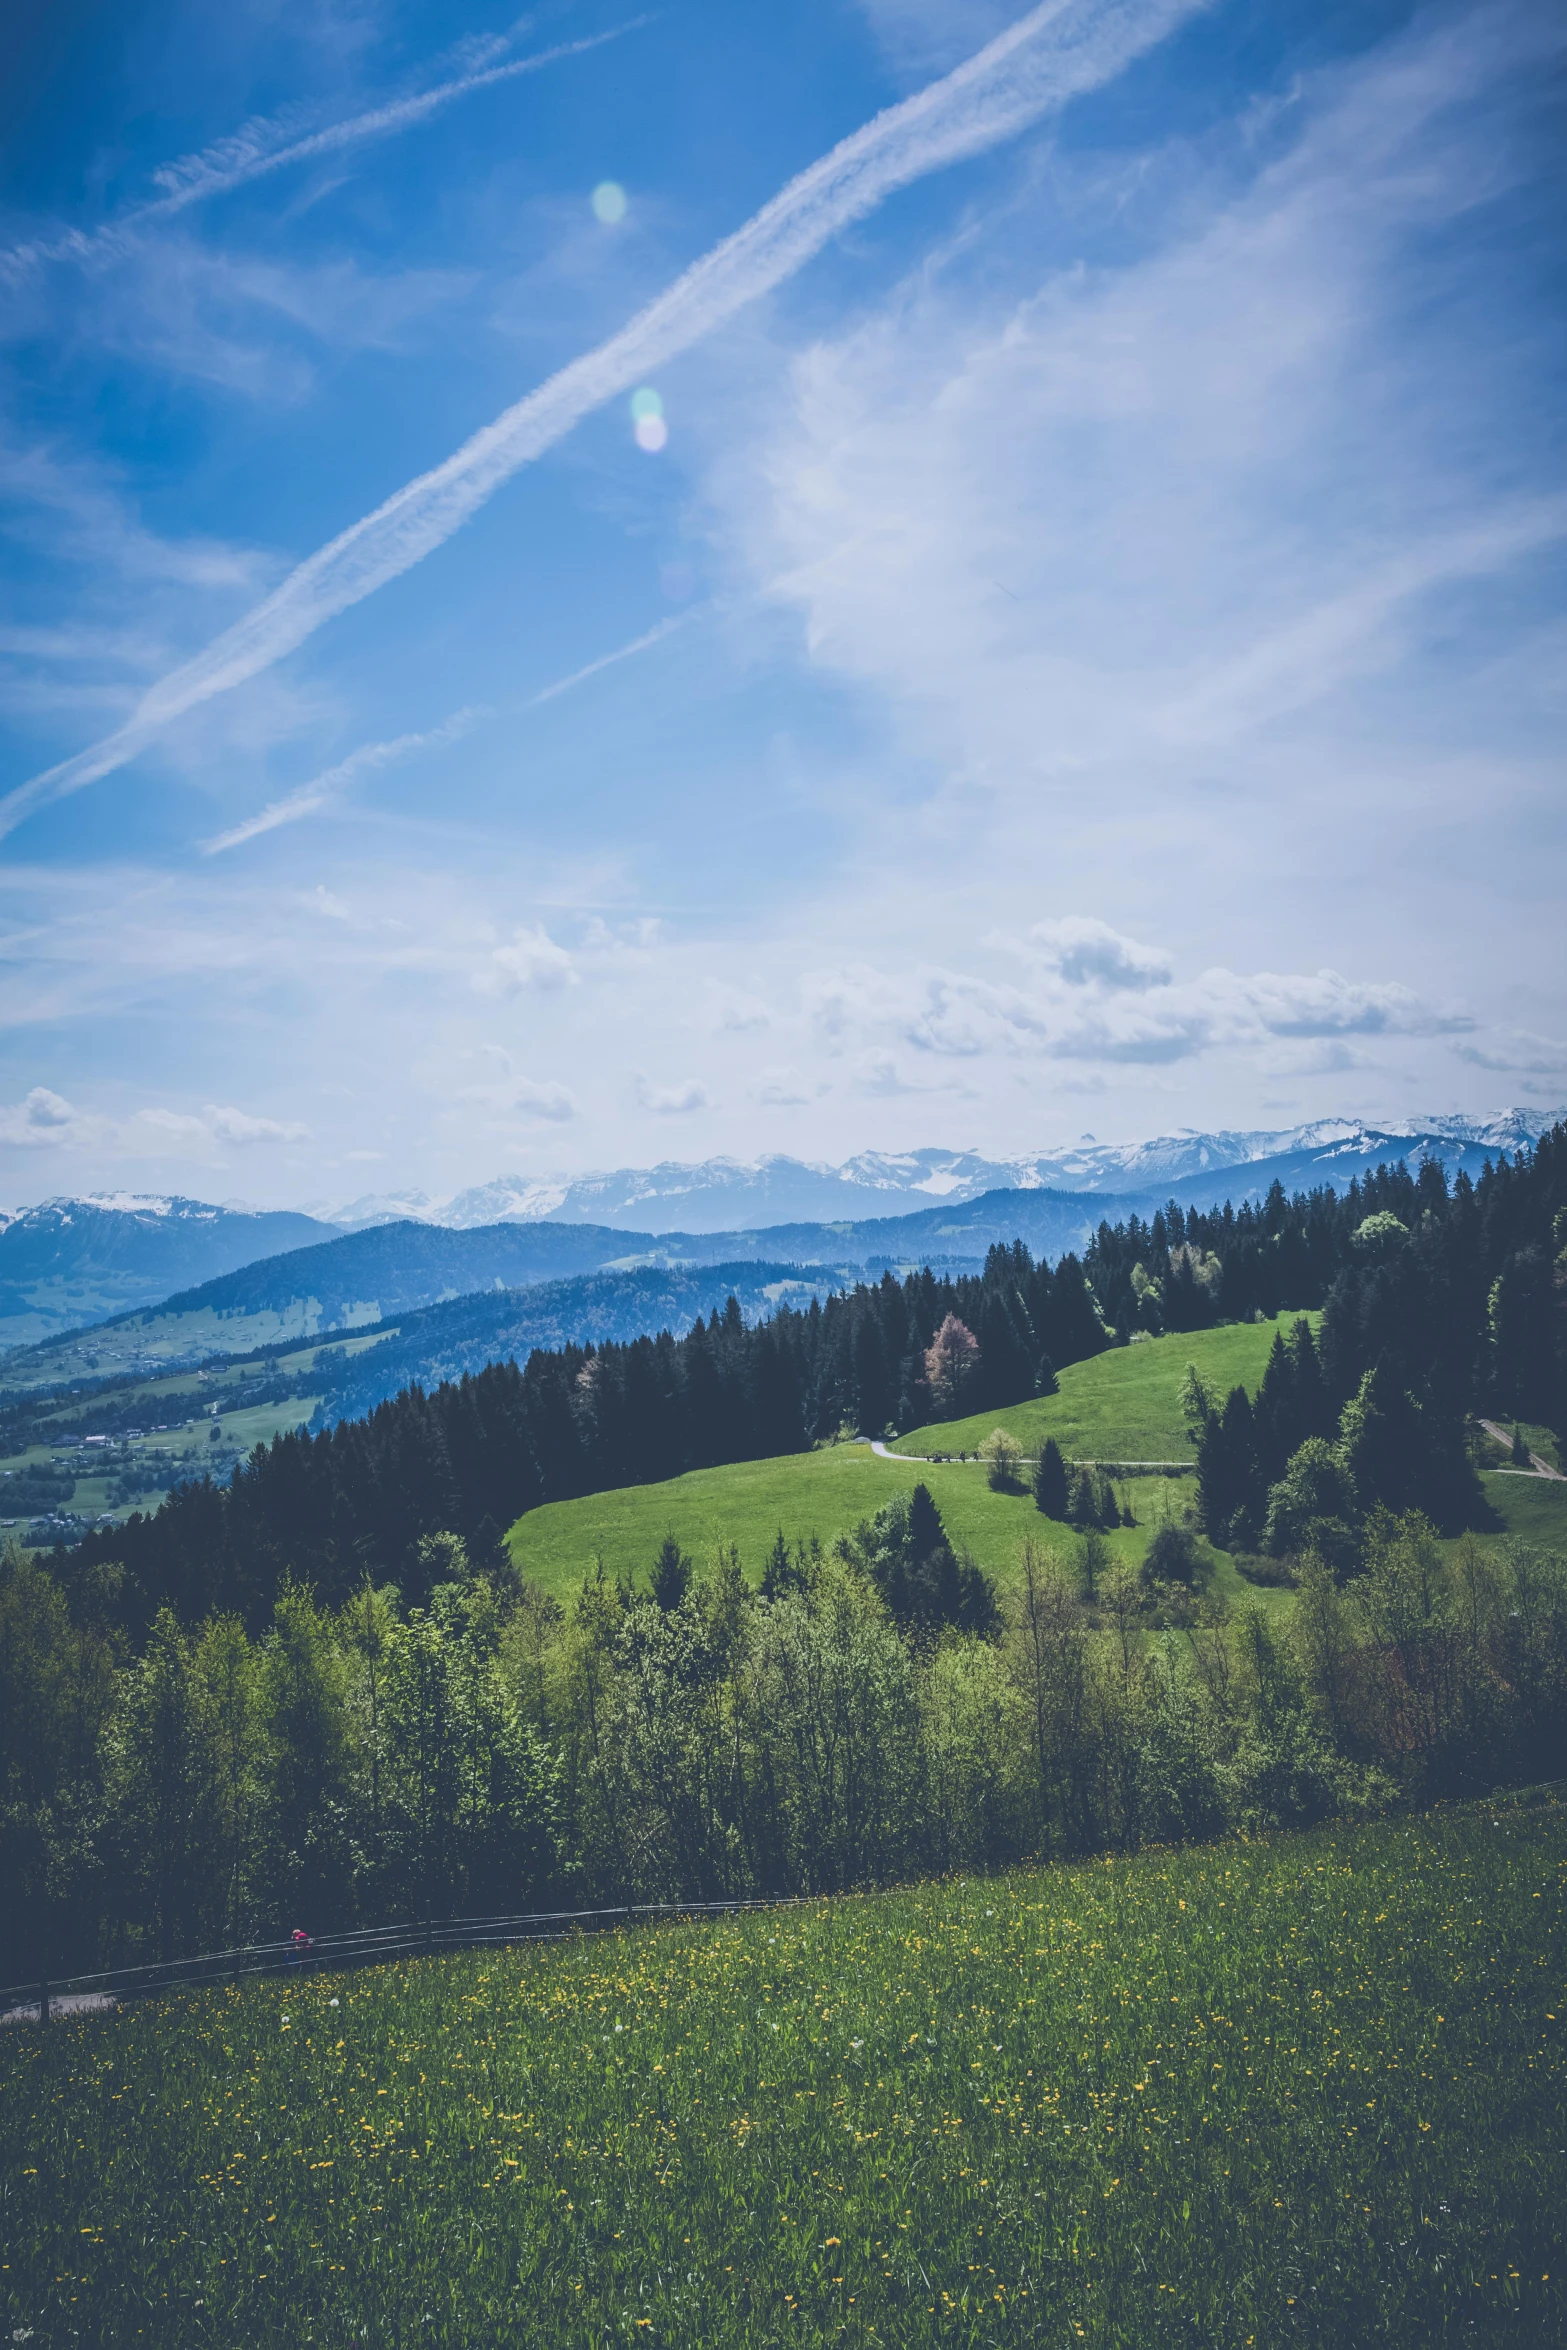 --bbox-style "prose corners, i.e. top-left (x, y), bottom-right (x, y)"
top-left (508, 1321), bottom-right (1306, 1605)
top-left (1483, 1470), bottom-right (1567, 1548)
top-left (890, 1317), bottom-right (1314, 1462)
top-left (507, 1450), bottom-right (1229, 1606)
top-left (3, 1801), bottom-right (1563, 2348)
